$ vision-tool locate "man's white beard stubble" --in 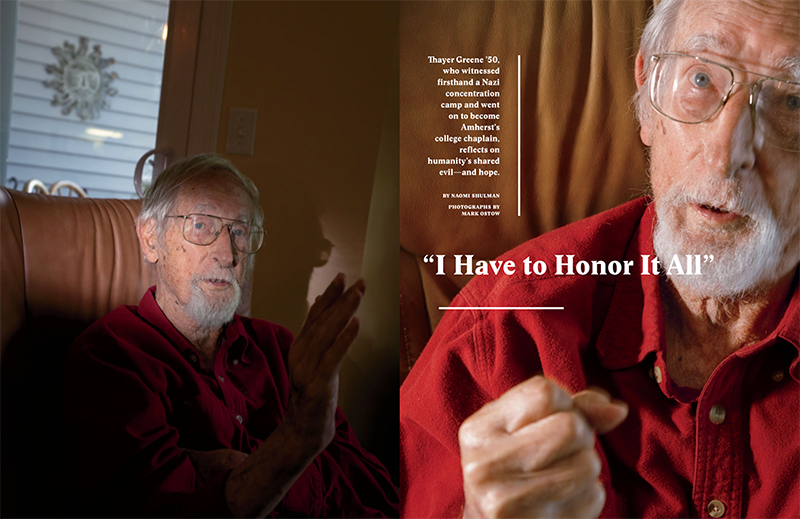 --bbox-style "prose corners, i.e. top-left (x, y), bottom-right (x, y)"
top-left (653, 177), bottom-right (793, 299)
top-left (186, 271), bottom-right (243, 329)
